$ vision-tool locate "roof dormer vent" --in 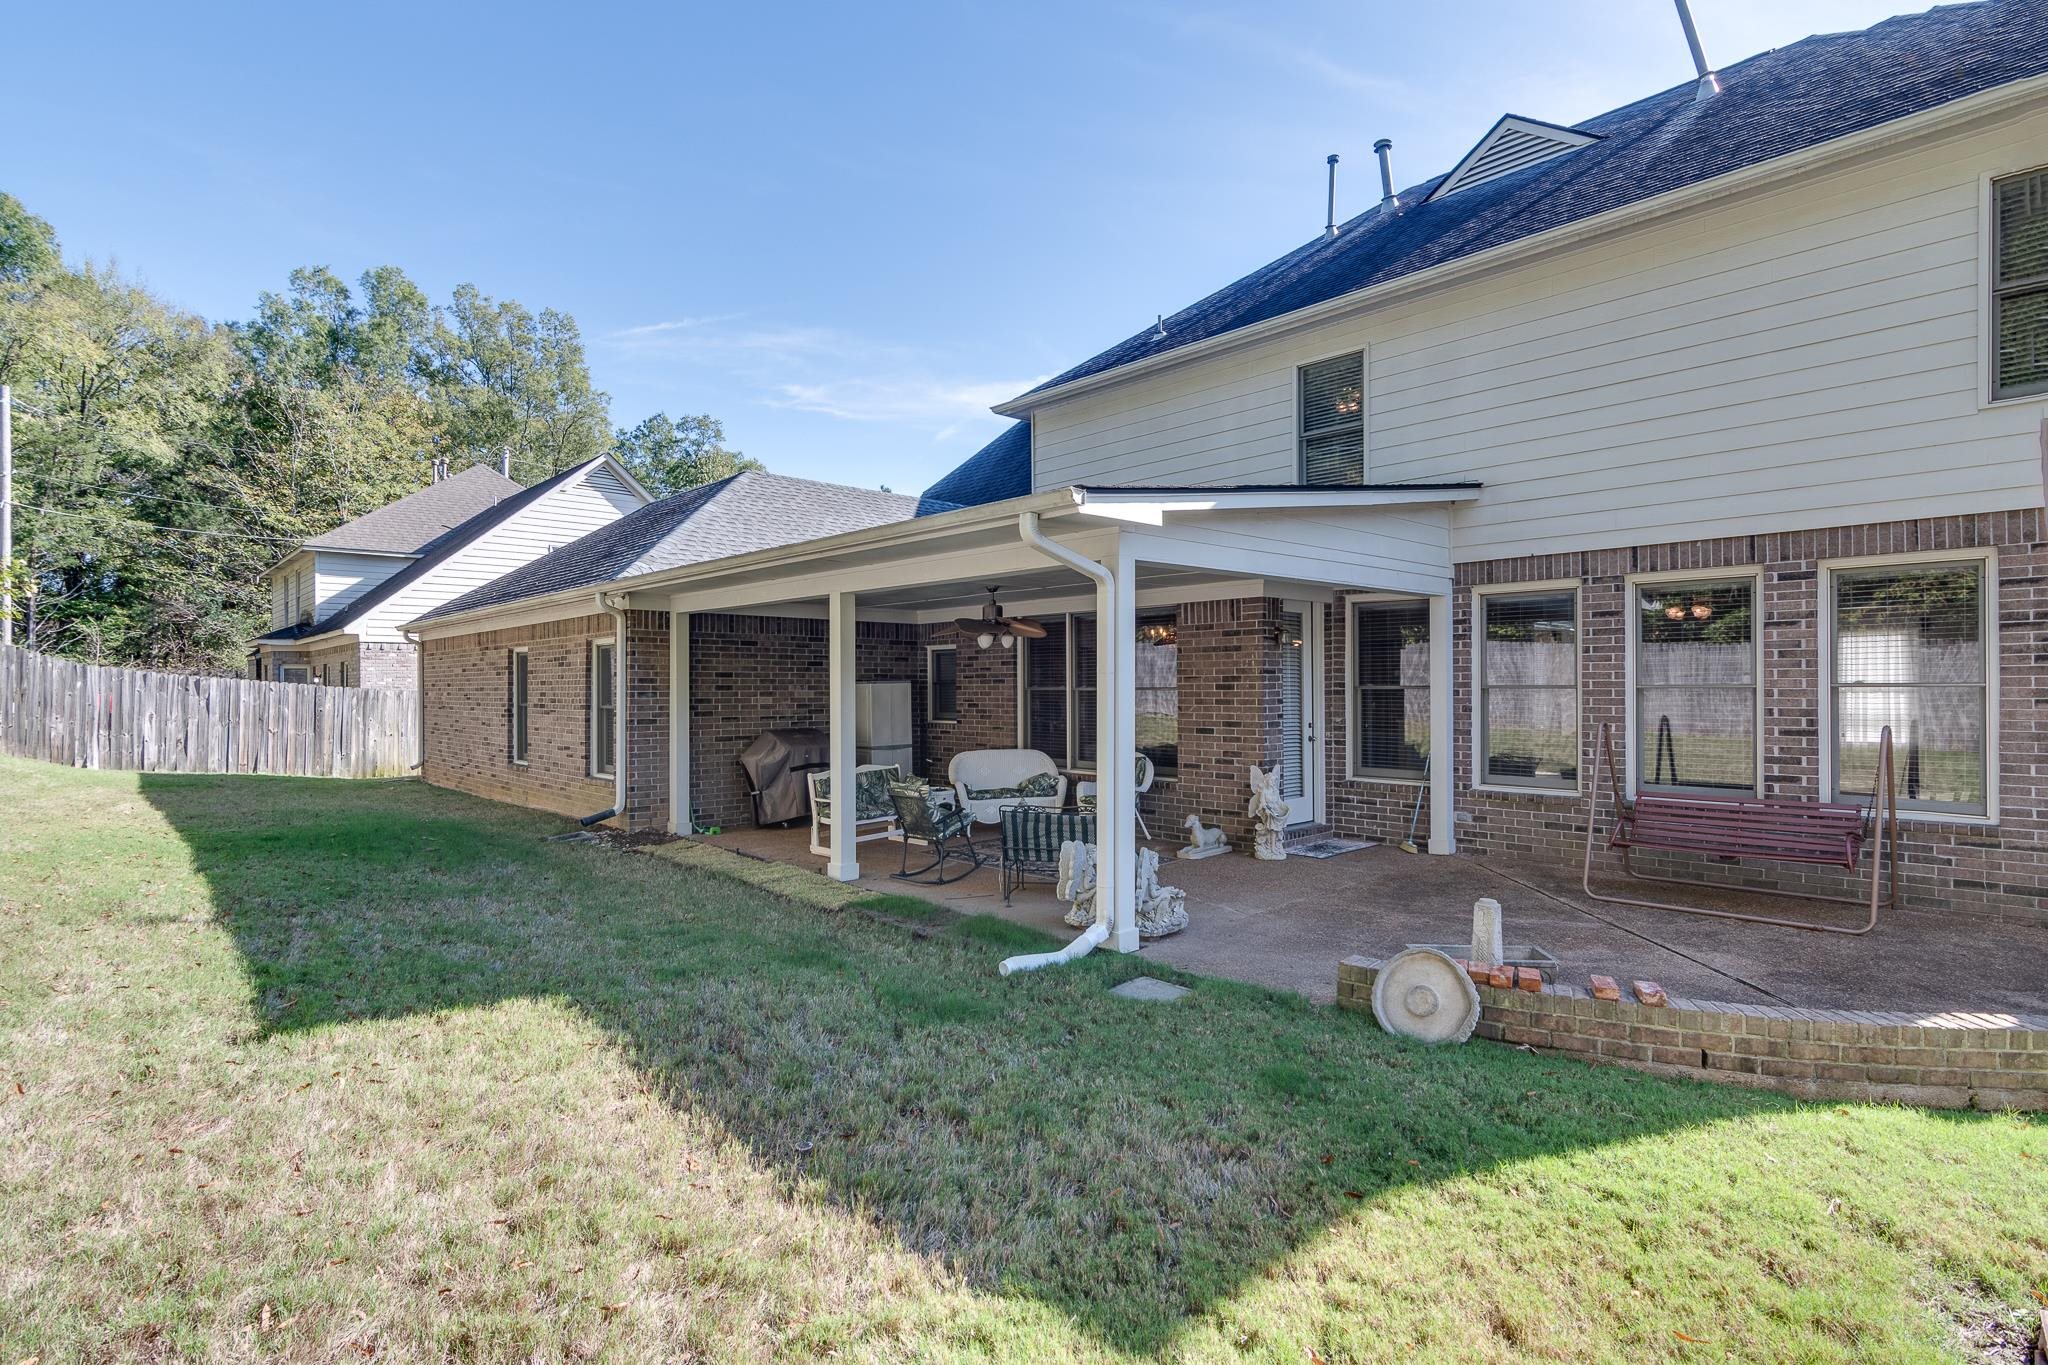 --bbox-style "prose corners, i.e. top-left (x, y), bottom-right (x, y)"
top-left (1426, 116), bottom-right (1599, 202)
